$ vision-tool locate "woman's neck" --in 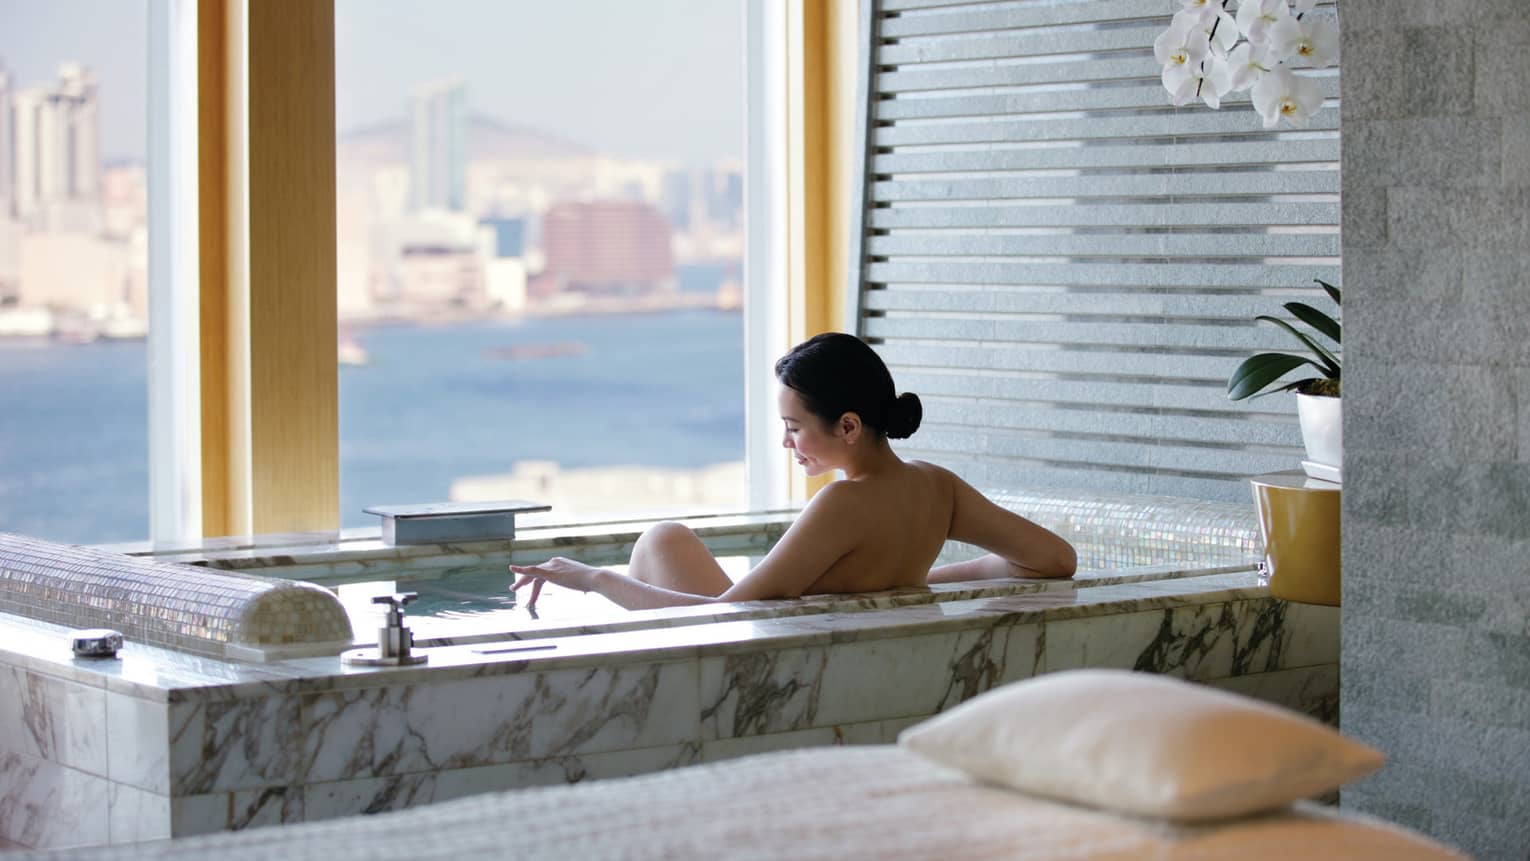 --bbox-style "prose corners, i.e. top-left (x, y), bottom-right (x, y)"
top-left (839, 437), bottom-right (904, 481)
